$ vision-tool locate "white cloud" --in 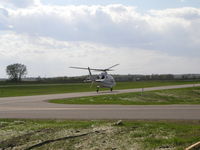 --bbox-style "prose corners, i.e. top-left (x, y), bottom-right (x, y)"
top-left (0, 0), bottom-right (41, 8)
top-left (0, 5), bottom-right (199, 57)
top-left (149, 7), bottom-right (200, 19)
top-left (0, 32), bottom-right (199, 77)
top-left (0, 4), bottom-right (200, 76)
